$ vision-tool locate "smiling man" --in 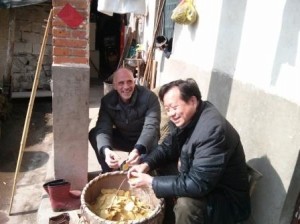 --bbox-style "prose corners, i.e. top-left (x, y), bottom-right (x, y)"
top-left (127, 78), bottom-right (251, 224)
top-left (89, 67), bottom-right (161, 173)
